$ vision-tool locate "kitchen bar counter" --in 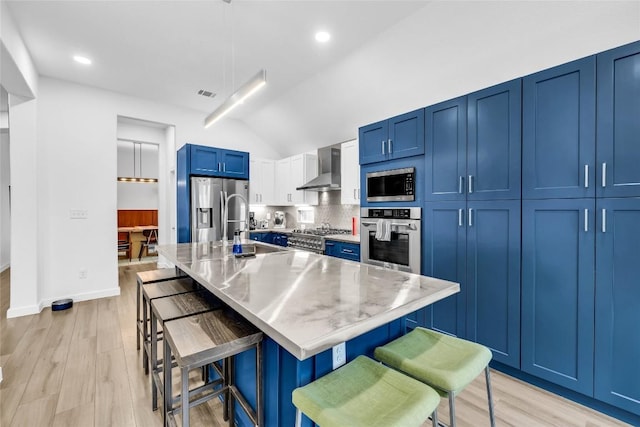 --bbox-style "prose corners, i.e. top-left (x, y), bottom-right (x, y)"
top-left (158, 241), bottom-right (458, 360)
